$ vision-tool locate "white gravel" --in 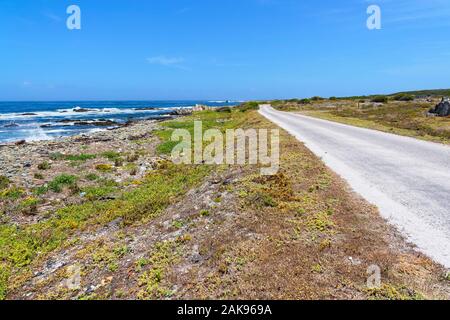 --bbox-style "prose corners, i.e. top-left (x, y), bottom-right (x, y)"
top-left (259, 105), bottom-right (450, 268)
